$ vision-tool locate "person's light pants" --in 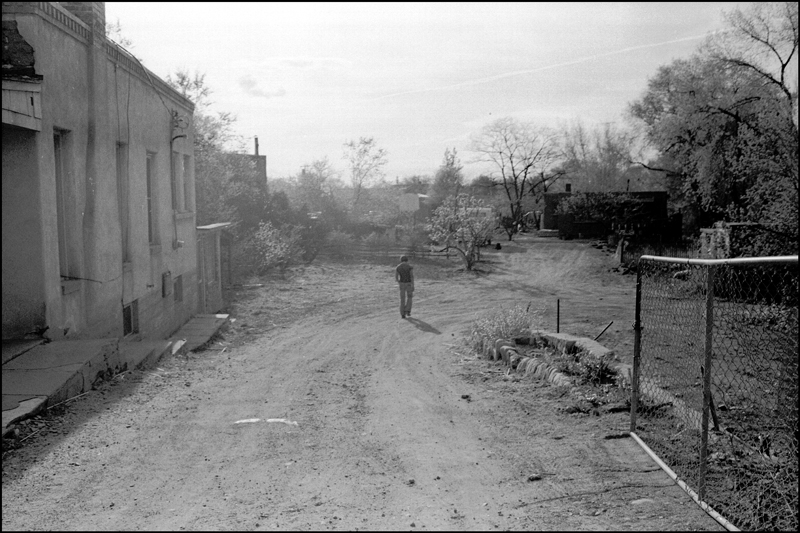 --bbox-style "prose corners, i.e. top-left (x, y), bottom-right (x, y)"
top-left (398, 282), bottom-right (414, 316)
